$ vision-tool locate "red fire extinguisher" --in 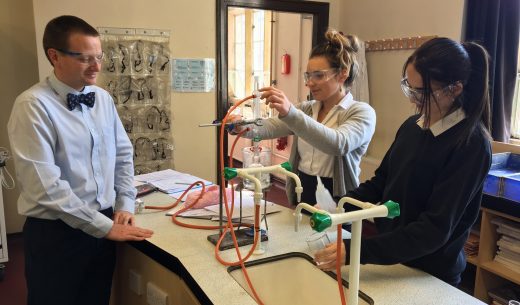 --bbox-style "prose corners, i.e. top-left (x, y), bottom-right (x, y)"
top-left (281, 53), bottom-right (291, 75)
